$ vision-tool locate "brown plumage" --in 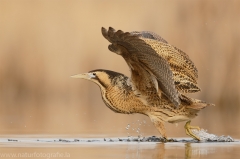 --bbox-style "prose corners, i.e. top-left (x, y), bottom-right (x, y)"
top-left (130, 30), bottom-right (200, 94)
top-left (102, 27), bottom-right (201, 108)
top-left (102, 27), bottom-right (180, 108)
top-left (72, 27), bottom-right (213, 141)
top-left (72, 70), bottom-right (211, 140)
